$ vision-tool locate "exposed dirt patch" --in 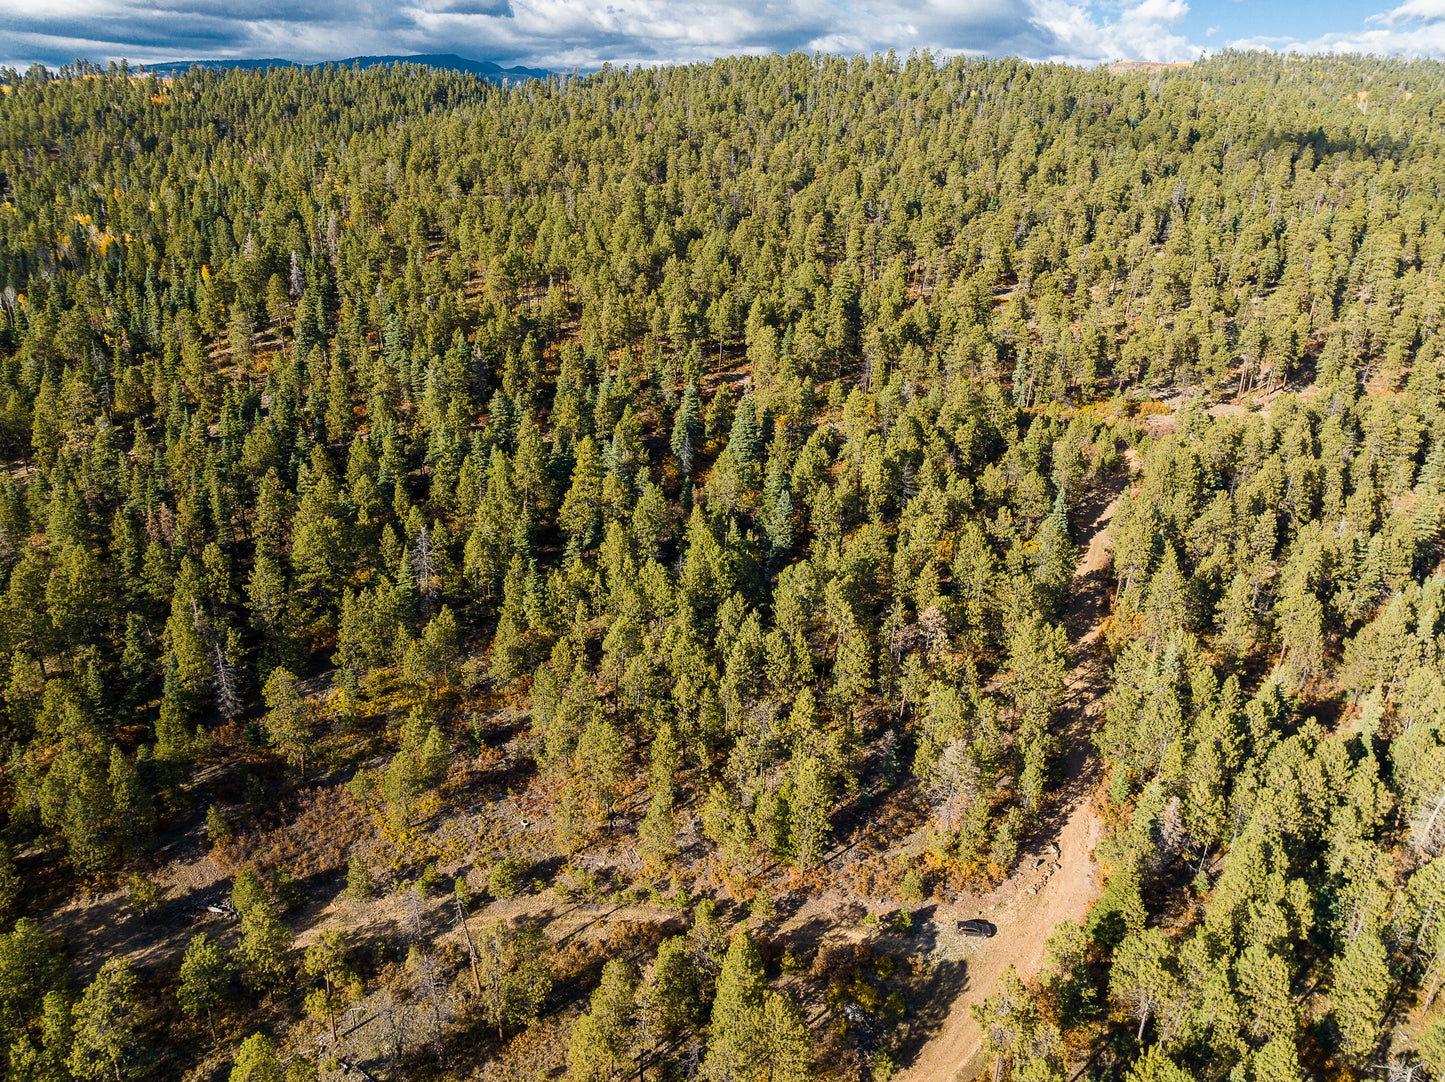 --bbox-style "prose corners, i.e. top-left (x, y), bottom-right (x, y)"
top-left (43, 801), bottom-right (235, 983)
